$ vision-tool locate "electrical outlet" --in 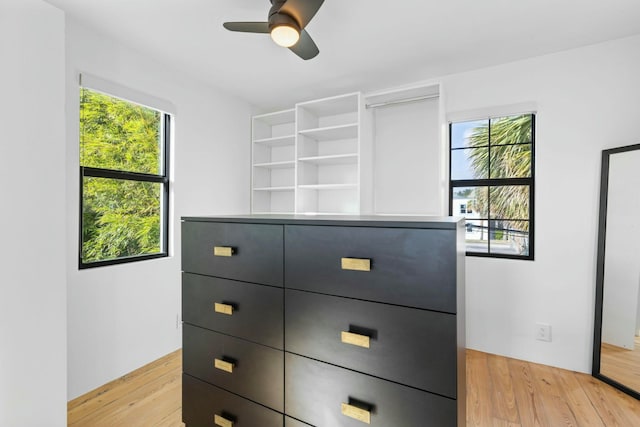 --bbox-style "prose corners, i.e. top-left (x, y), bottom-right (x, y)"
top-left (536, 323), bottom-right (552, 342)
